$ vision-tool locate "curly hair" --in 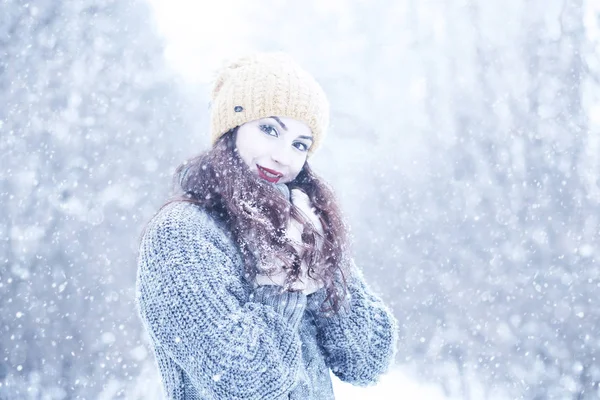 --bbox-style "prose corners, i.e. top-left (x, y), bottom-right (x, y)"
top-left (145, 127), bottom-right (350, 313)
